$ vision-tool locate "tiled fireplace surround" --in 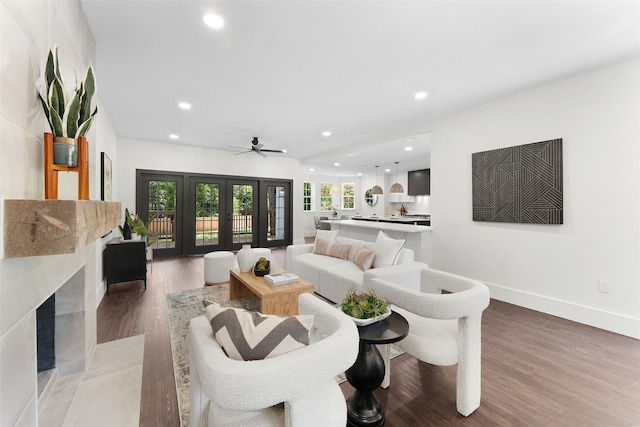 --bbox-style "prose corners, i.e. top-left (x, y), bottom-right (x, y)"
top-left (0, 244), bottom-right (98, 426)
